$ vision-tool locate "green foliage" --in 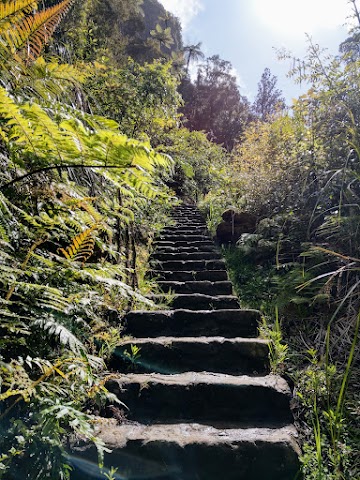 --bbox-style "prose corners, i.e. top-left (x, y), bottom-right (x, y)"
top-left (0, 0), bottom-right (178, 477)
top-left (157, 127), bottom-right (228, 200)
top-left (150, 23), bottom-right (174, 51)
top-left (215, 17), bottom-right (360, 476)
top-left (222, 246), bottom-right (273, 310)
top-left (54, 0), bottom-right (182, 65)
top-left (85, 58), bottom-right (182, 140)
top-left (183, 42), bottom-right (204, 74)
top-left (260, 307), bottom-right (288, 375)
top-left (295, 329), bottom-right (359, 480)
